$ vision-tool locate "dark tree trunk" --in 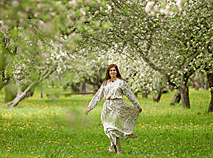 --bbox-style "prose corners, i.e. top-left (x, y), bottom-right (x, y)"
top-left (207, 73), bottom-right (213, 113)
top-left (191, 74), bottom-right (195, 88)
top-left (205, 76), bottom-right (209, 90)
top-left (93, 85), bottom-right (96, 92)
top-left (153, 87), bottom-right (163, 103)
top-left (169, 84), bottom-right (174, 92)
top-left (208, 91), bottom-right (213, 113)
top-left (25, 91), bottom-right (34, 98)
top-left (142, 92), bottom-right (148, 99)
top-left (179, 85), bottom-right (190, 109)
top-left (81, 82), bottom-right (86, 93)
top-left (134, 92), bottom-right (138, 97)
top-left (85, 83), bottom-right (90, 93)
top-left (71, 83), bottom-right (81, 93)
top-left (171, 91), bottom-right (181, 105)
top-left (200, 72), bottom-right (204, 88)
top-left (93, 85), bottom-right (99, 92)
